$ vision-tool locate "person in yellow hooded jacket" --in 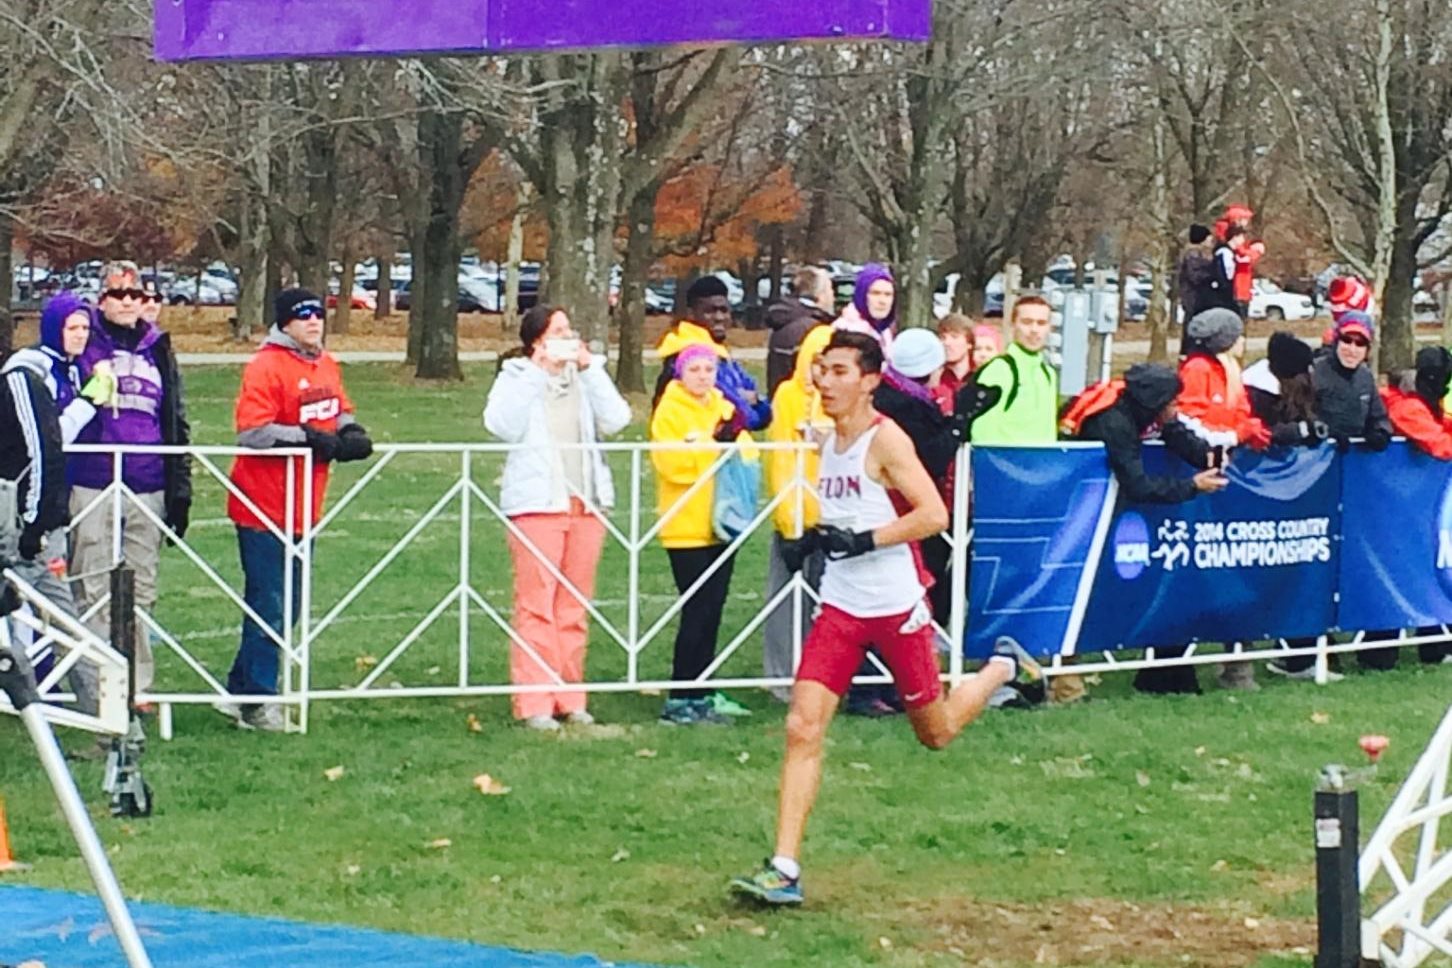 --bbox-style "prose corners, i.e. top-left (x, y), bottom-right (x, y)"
top-left (761, 323), bottom-right (833, 699)
top-left (650, 343), bottom-right (749, 726)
